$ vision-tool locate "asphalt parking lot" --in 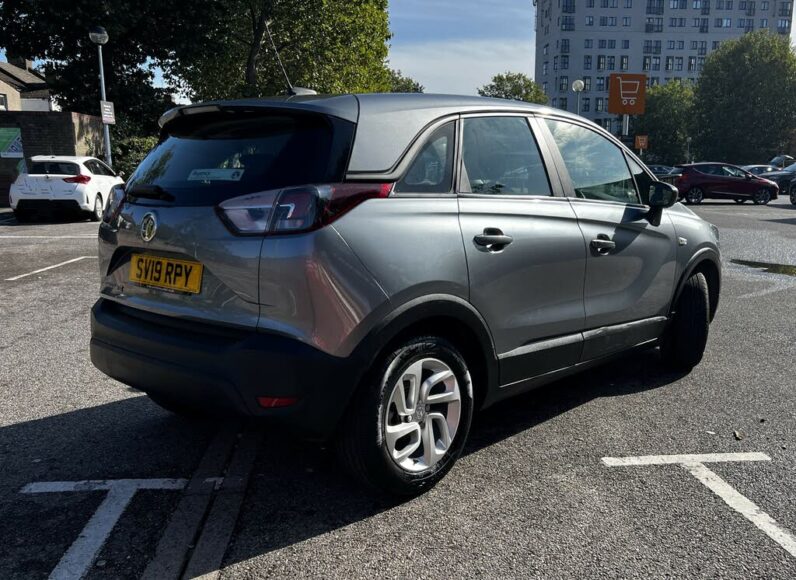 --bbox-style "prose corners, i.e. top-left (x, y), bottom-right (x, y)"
top-left (0, 199), bottom-right (794, 579)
